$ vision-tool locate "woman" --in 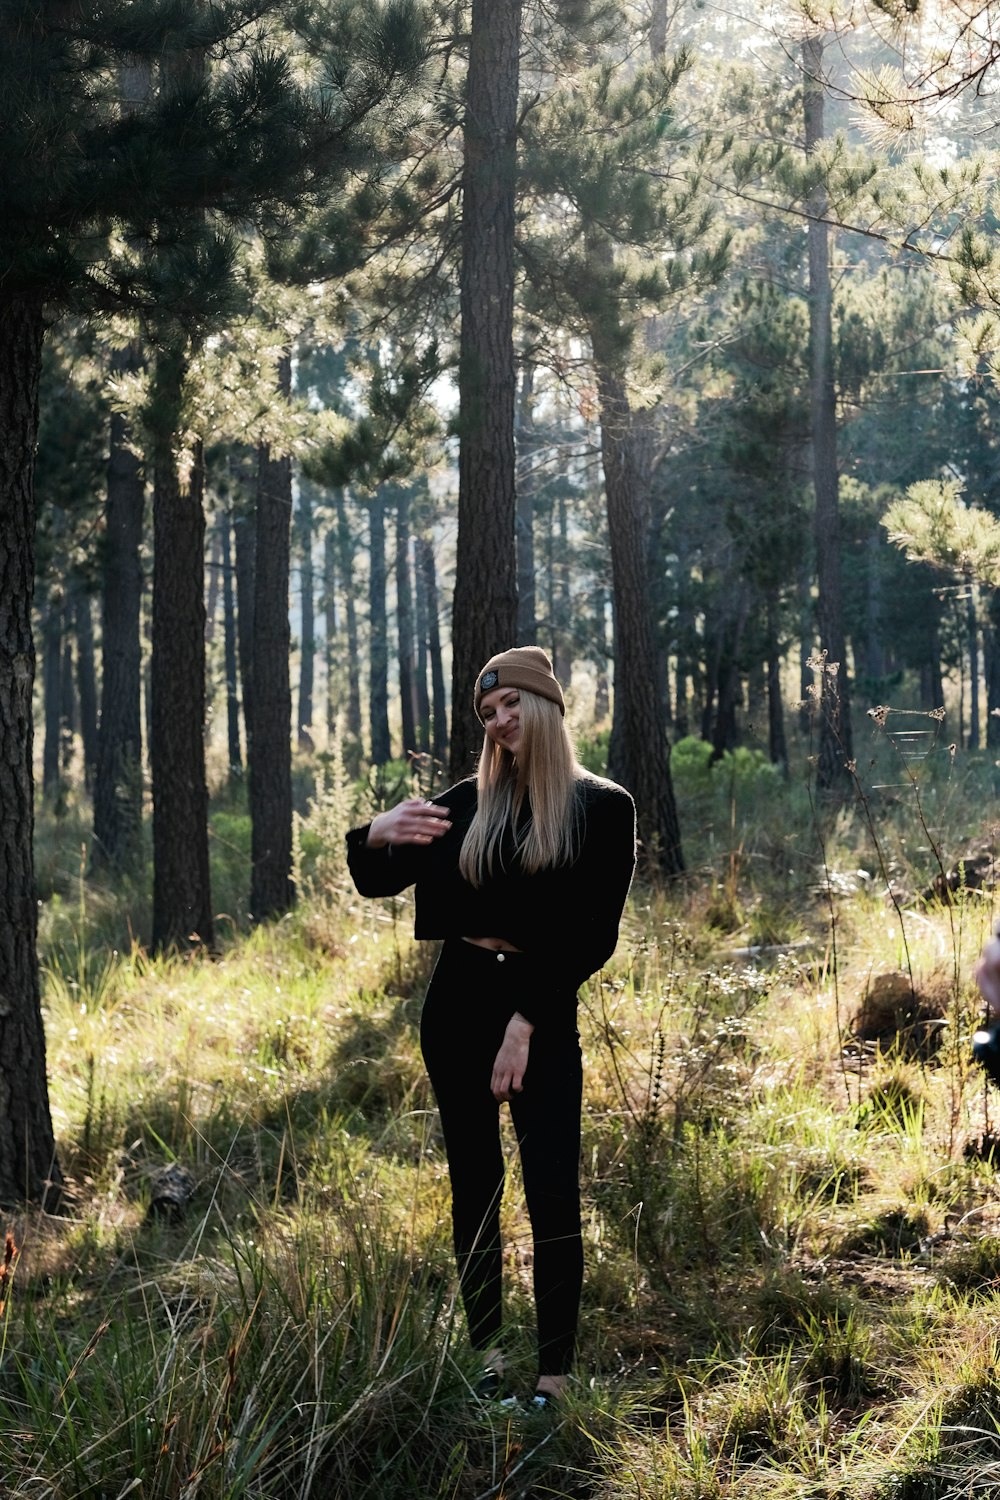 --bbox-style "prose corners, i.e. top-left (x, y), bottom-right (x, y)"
top-left (345, 646), bottom-right (636, 1406)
